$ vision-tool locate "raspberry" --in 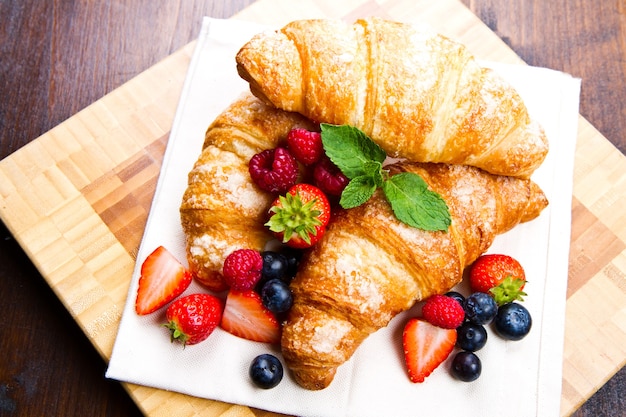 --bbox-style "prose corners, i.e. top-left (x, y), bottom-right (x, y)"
top-left (287, 128), bottom-right (324, 165)
top-left (249, 147), bottom-right (299, 193)
top-left (313, 155), bottom-right (349, 196)
top-left (422, 294), bottom-right (465, 329)
top-left (223, 249), bottom-right (264, 291)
